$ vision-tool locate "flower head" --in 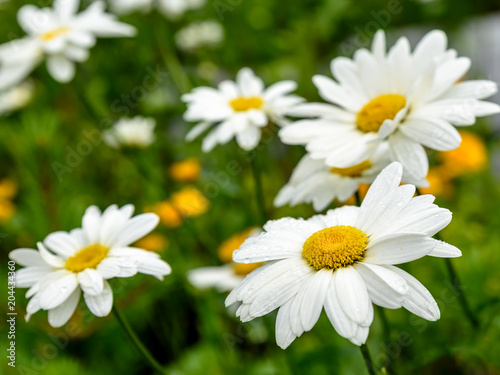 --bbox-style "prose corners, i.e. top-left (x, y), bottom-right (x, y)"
top-left (279, 30), bottom-right (499, 181)
top-left (175, 21), bottom-right (224, 52)
top-left (103, 116), bottom-right (156, 149)
top-left (438, 131), bottom-right (488, 178)
top-left (183, 67), bottom-right (304, 152)
top-left (0, 0), bottom-right (136, 89)
top-left (188, 228), bottom-right (261, 292)
top-left (169, 158), bottom-right (201, 182)
top-left (9, 204), bottom-right (171, 327)
top-left (275, 142), bottom-right (427, 212)
top-left (226, 162), bottom-right (461, 348)
top-left (171, 187), bottom-right (210, 217)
